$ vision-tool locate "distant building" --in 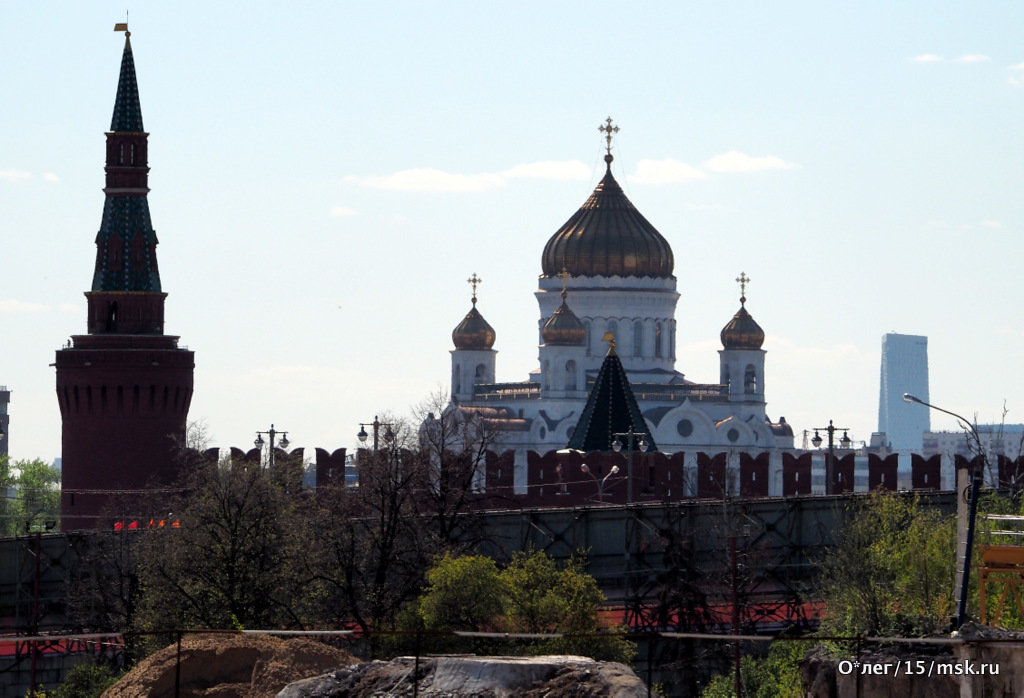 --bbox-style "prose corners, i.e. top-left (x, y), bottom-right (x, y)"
top-left (924, 424), bottom-right (1024, 460)
top-left (873, 333), bottom-right (929, 451)
top-left (0, 385), bottom-right (9, 459)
